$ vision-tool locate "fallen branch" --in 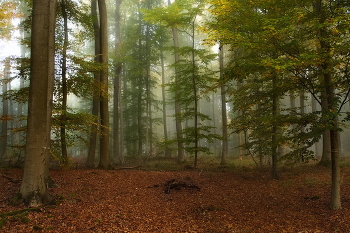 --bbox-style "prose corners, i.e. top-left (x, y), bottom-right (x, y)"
top-left (114, 165), bottom-right (141, 170)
